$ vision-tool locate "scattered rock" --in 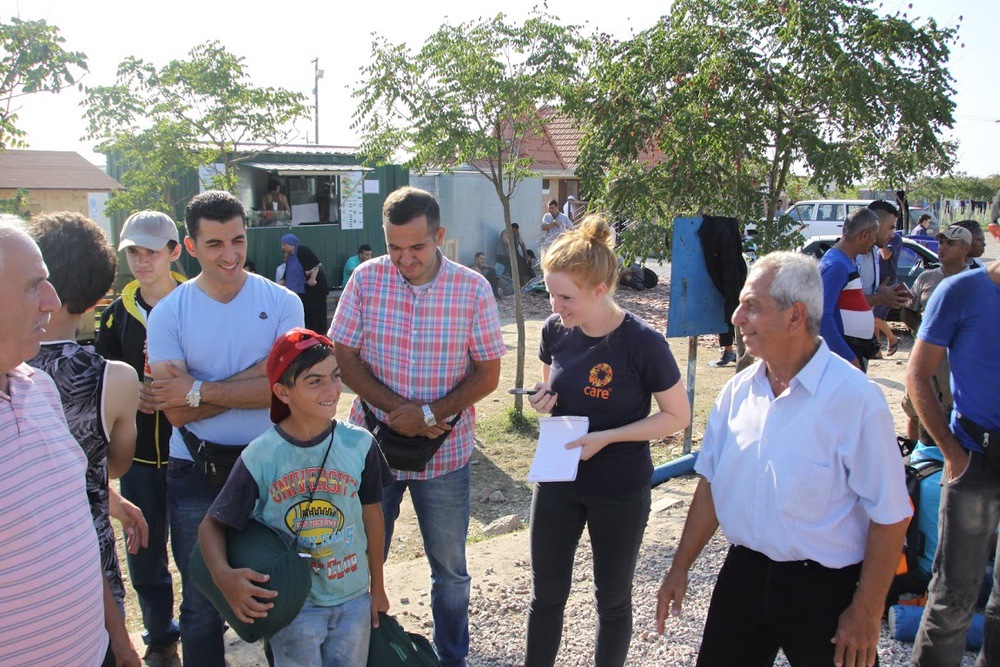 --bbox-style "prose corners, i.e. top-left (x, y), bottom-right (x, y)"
top-left (483, 514), bottom-right (523, 536)
top-left (488, 490), bottom-right (507, 503)
top-left (651, 497), bottom-right (683, 513)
